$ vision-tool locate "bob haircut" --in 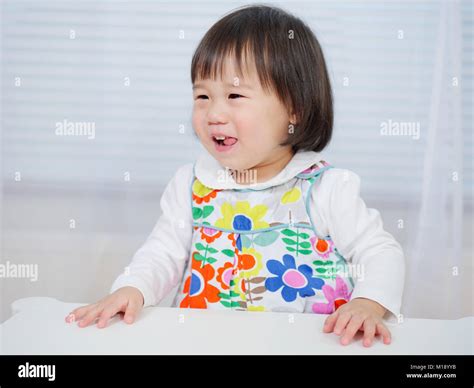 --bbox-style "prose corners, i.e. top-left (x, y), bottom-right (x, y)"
top-left (191, 4), bottom-right (333, 153)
